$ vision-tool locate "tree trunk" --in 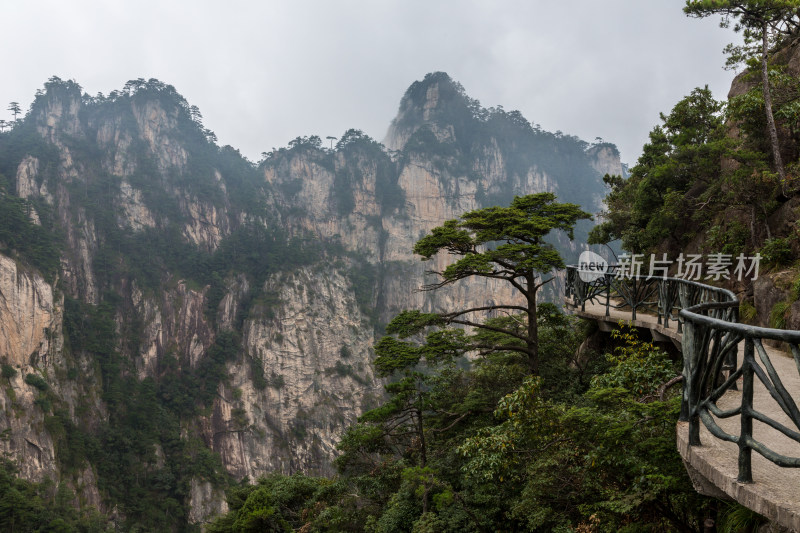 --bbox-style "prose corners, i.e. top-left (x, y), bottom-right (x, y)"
top-left (416, 399), bottom-right (429, 514)
top-left (526, 273), bottom-right (539, 374)
top-left (762, 20), bottom-right (786, 183)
